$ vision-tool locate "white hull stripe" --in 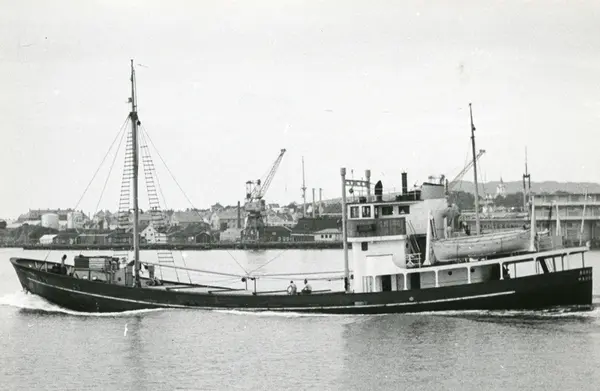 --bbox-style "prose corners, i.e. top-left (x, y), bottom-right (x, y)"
top-left (27, 277), bottom-right (515, 311)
